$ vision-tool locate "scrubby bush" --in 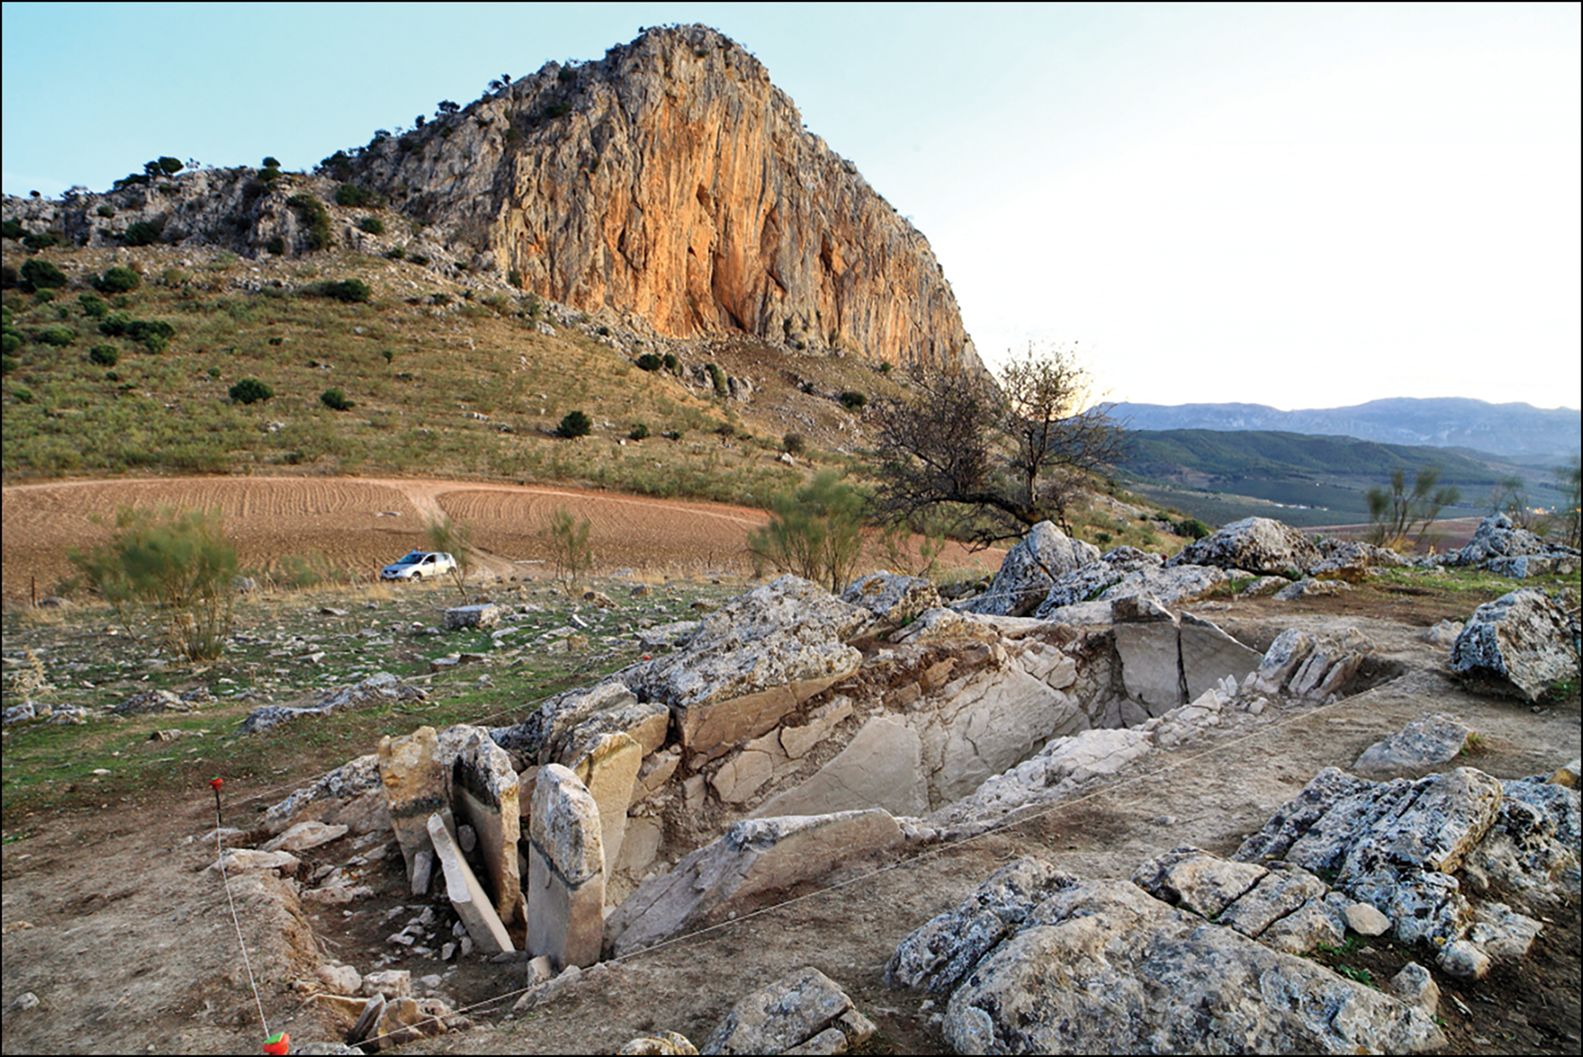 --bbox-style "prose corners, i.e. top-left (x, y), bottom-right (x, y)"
top-left (37, 325), bottom-right (76, 347)
top-left (2, 331), bottom-right (21, 355)
top-left (228, 377), bottom-right (273, 404)
top-left (635, 353), bottom-right (663, 372)
top-left (89, 344), bottom-right (119, 366)
top-left (95, 204), bottom-right (116, 218)
top-left (748, 471), bottom-right (867, 592)
top-left (308, 278), bottom-right (372, 303)
top-left (22, 232), bottom-right (60, 251)
top-left (356, 216), bottom-right (385, 235)
top-left (287, 194), bottom-right (333, 251)
top-left (20, 258), bottom-right (67, 290)
top-left (543, 507), bottom-right (593, 596)
top-left (1174, 518), bottom-right (1211, 540)
top-left (556, 409), bottom-right (592, 438)
top-left (262, 156), bottom-right (281, 169)
top-left (69, 506), bottom-right (238, 661)
top-left (429, 292), bottom-right (452, 306)
top-left (334, 183), bottom-right (383, 208)
top-left (93, 266), bottom-right (141, 293)
top-left (78, 293), bottom-right (108, 318)
top-left (706, 362), bottom-right (728, 397)
top-left (838, 390), bottom-right (867, 411)
top-left (1, 219), bottom-right (23, 240)
top-left (783, 432), bottom-right (806, 455)
top-left (662, 352), bottom-right (679, 373)
top-left (122, 219), bottom-right (165, 246)
top-left (628, 422), bottom-right (650, 441)
top-left (125, 319), bottom-right (174, 352)
top-left (320, 387), bottom-right (353, 411)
